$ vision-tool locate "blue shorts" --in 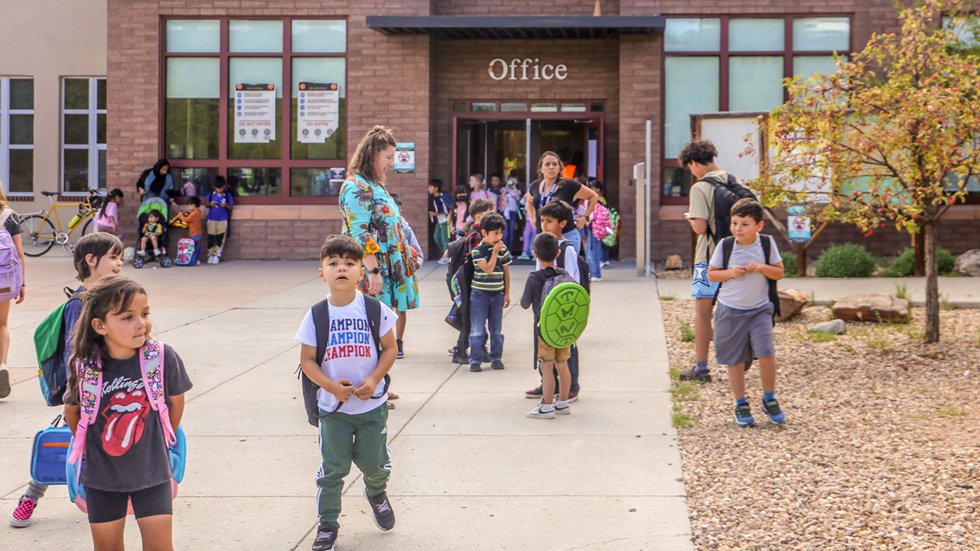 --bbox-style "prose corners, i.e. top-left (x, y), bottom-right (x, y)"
top-left (690, 262), bottom-right (720, 299)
